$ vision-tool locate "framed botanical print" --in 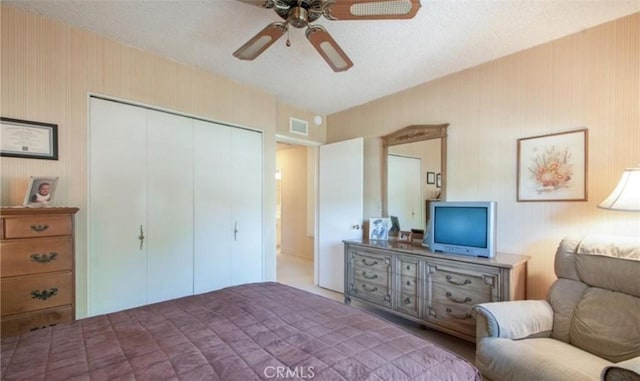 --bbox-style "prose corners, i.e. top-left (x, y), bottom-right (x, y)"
top-left (517, 129), bottom-right (588, 201)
